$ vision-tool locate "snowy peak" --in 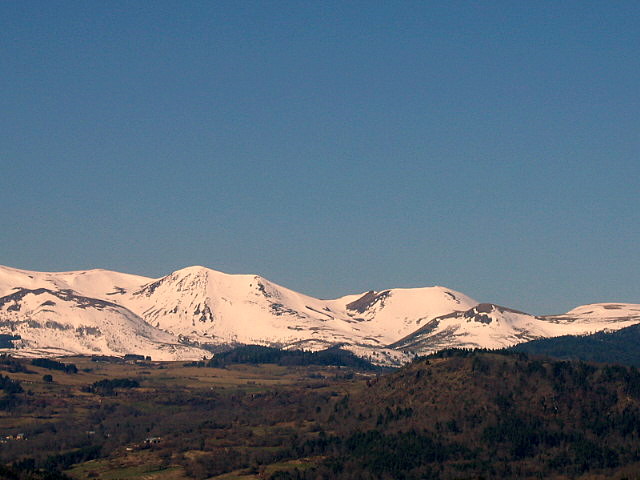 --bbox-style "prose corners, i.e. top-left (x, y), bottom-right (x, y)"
top-left (133, 266), bottom-right (210, 298)
top-left (124, 266), bottom-right (321, 341)
top-left (341, 286), bottom-right (478, 344)
top-left (346, 286), bottom-right (474, 317)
